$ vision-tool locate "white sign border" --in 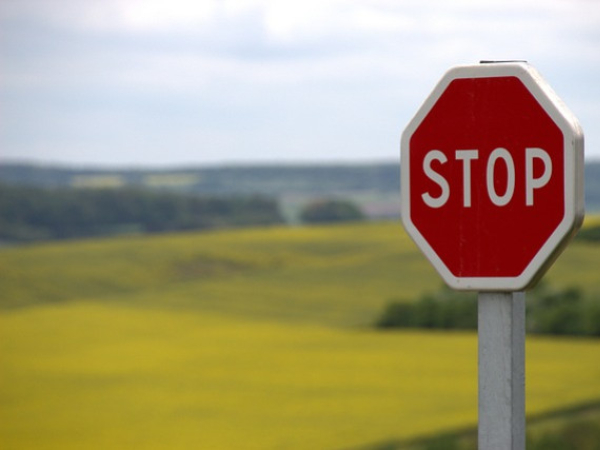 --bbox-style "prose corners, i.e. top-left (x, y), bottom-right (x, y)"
top-left (400, 62), bottom-right (584, 291)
